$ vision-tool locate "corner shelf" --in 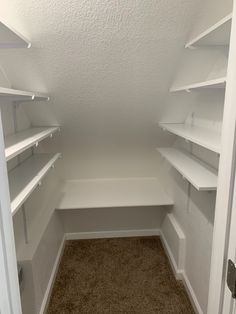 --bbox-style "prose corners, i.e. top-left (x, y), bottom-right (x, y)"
top-left (170, 77), bottom-right (226, 92)
top-left (9, 153), bottom-right (61, 215)
top-left (57, 178), bottom-right (174, 210)
top-left (186, 14), bottom-right (232, 48)
top-left (160, 123), bottom-right (221, 154)
top-left (0, 87), bottom-right (49, 102)
top-left (5, 127), bottom-right (60, 161)
top-left (157, 148), bottom-right (218, 191)
top-left (0, 21), bottom-right (31, 48)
